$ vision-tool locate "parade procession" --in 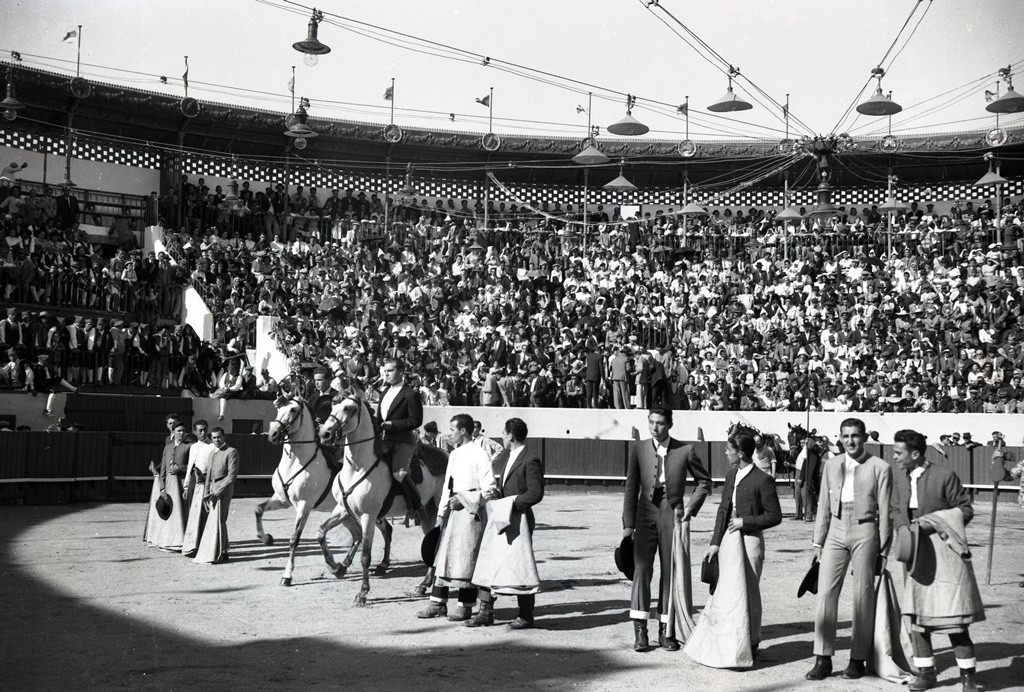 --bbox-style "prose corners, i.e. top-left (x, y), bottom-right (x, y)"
top-left (2, 1), bottom-right (1024, 690)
